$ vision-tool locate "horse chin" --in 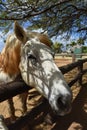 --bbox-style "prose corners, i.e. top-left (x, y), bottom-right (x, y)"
top-left (51, 104), bottom-right (71, 116)
top-left (54, 110), bottom-right (71, 116)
